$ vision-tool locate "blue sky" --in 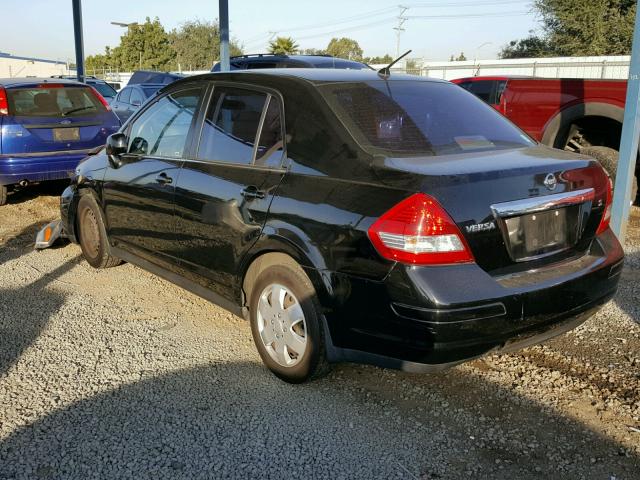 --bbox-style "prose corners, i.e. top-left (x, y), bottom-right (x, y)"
top-left (1, 0), bottom-right (538, 62)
